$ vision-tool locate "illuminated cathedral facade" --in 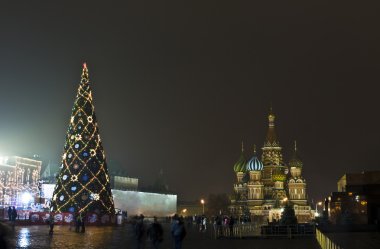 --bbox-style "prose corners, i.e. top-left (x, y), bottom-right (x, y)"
top-left (229, 109), bottom-right (314, 223)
